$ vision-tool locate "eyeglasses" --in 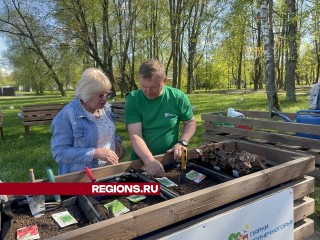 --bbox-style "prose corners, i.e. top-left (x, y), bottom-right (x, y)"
top-left (97, 91), bottom-right (114, 99)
